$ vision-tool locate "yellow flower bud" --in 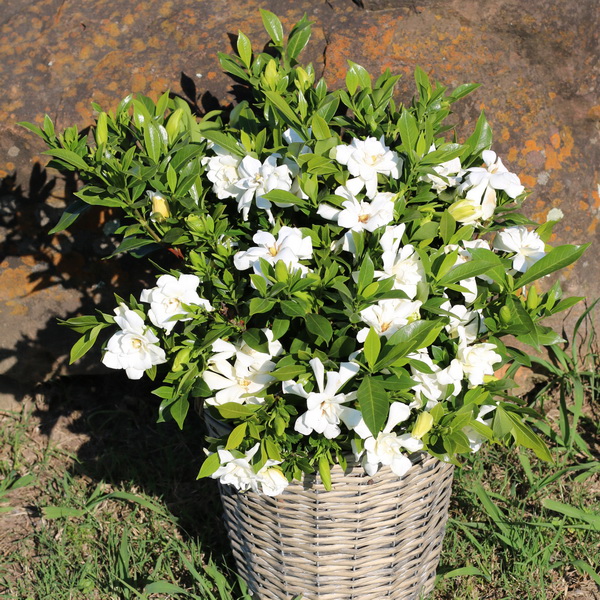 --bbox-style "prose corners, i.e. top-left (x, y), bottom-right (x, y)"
top-left (412, 412), bottom-right (434, 439)
top-left (150, 192), bottom-right (170, 222)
